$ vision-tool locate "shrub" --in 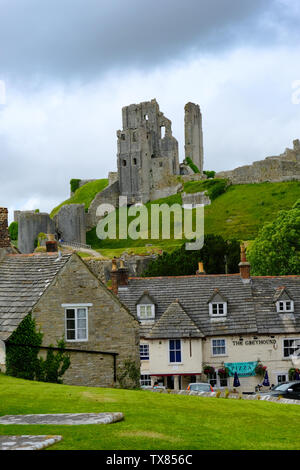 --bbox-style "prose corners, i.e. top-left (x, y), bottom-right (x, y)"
top-left (70, 179), bottom-right (81, 194)
top-left (203, 170), bottom-right (216, 179)
top-left (36, 339), bottom-right (71, 384)
top-left (117, 359), bottom-right (140, 389)
top-left (8, 221), bottom-right (18, 241)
